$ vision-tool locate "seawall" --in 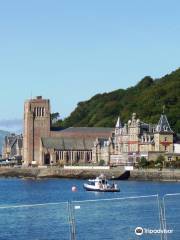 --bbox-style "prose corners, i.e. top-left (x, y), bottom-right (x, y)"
top-left (129, 169), bottom-right (180, 181)
top-left (0, 167), bottom-right (179, 181)
top-left (0, 167), bottom-right (125, 179)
